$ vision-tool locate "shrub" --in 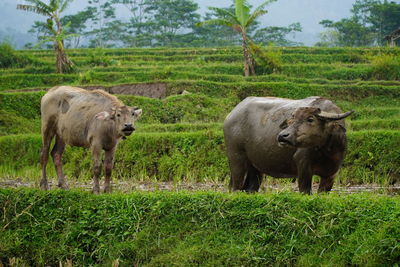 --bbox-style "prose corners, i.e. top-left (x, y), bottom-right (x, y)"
top-left (87, 48), bottom-right (120, 67)
top-left (370, 53), bottom-right (400, 80)
top-left (0, 110), bottom-right (40, 136)
top-left (249, 43), bottom-right (282, 74)
top-left (0, 42), bottom-right (35, 68)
